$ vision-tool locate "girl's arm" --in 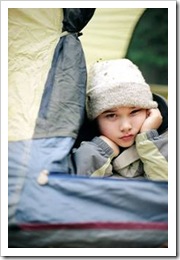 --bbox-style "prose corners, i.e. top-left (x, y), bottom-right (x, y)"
top-left (72, 136), bottom-right (119, 177)
top-left (136, 130), bottom-right (168, 180)
top-left (136, 109), bottom-right (167, 180)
